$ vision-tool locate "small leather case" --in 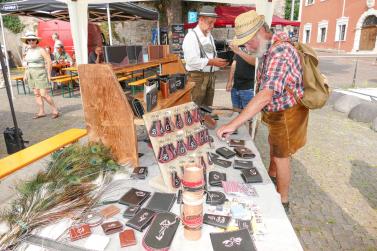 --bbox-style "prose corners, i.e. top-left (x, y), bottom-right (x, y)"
top-left (101, 221), bottom-right (123, 235)
top-left (203, 114), bottom-right (217, 129)
top-left (145, 192), bottom-right (176, 213)
top-left (208, 152), bottom-right (220, 160)
top-left (119, 188), bottom-right (151, 206)
top-left (69, 224), bottom-right (91, 241)
top-left (126, 208), bottom-right (156, 232)
top-left (119, 229), bottom-right (137, 247)
top-left (203, 214), bottom-right (231, 229)
top-left (241, 168), bottom-right (263, 183)
top-left (216, 147), bottom-right (236, 159)
top-left (212, 158), bottom-right (232, 168)
top-left (99, 204), bottom-right (120, 219)
top-left (123, 205), bottom-right (140, 219)
top-left (209, 171), bottom-right (227, 187)
top-left (206, 191), bottom-right (227, 206)
top-left (233, 160), bottom-right (254, 170)
top-left (210, 229), bottom-right (256, 251)
top-left (131, 166), bottom-right (148, 180)
top-left (234, 146), bottom-right (256, 159)
top-left (142, 212), bottom-right (180, 251)
top-left (228, 139), bottom-right (245, 147)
